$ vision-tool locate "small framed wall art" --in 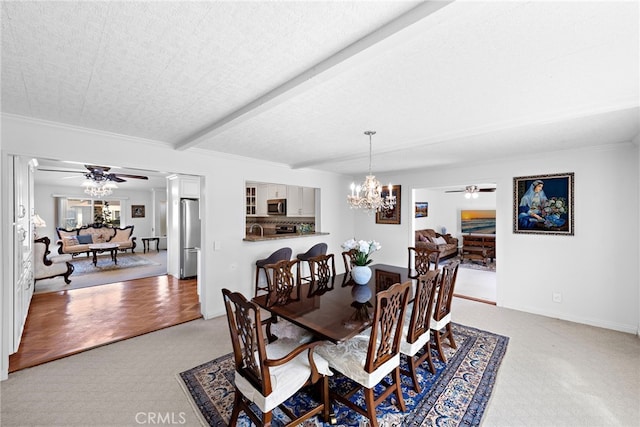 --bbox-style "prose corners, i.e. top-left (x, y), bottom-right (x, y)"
top-left (132, 205), bottom-right (145, 218)
top-left (513, 172), bottom-right (574, 235)
top-left (376, 185), bottom-right (401, 224)
top-left (415, 202), bottom-right (428, 218)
